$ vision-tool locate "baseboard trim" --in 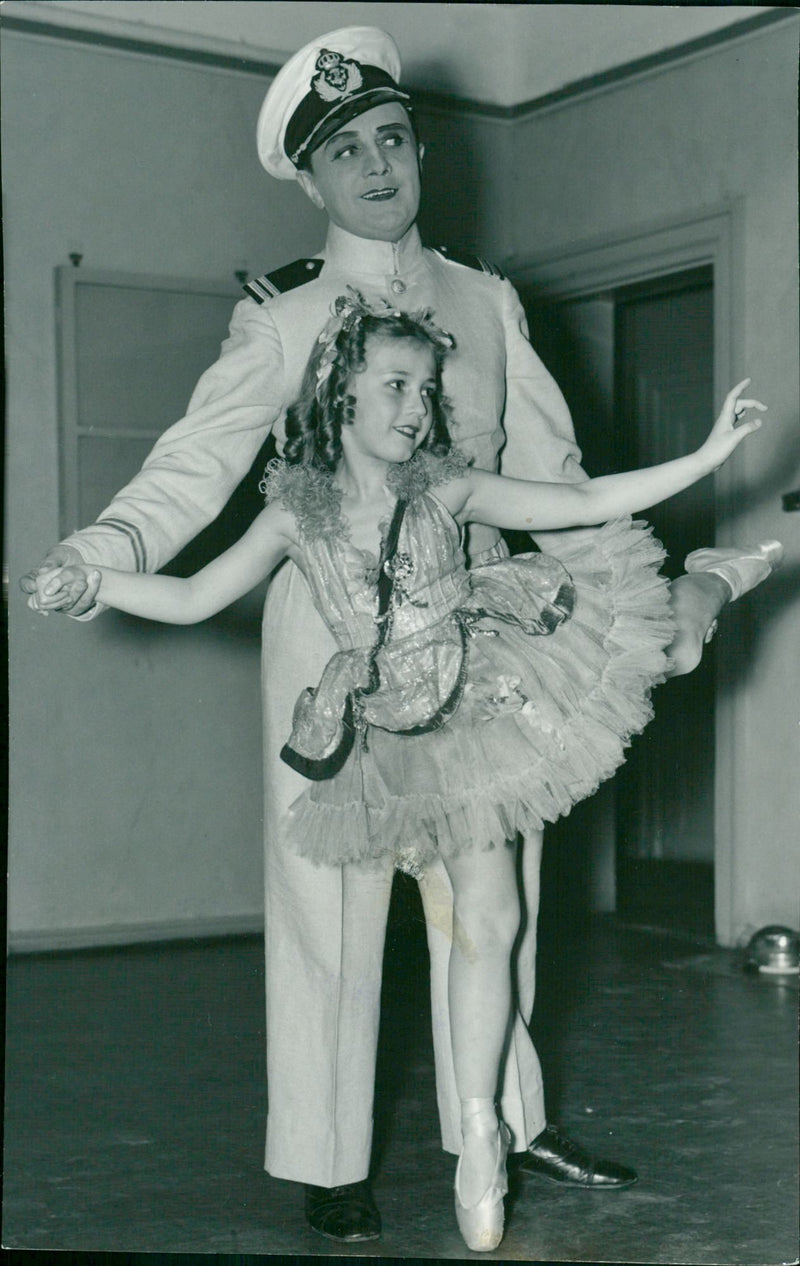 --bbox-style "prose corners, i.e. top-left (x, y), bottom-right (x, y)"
top-left (7, 912), bottom-right (264, 955)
